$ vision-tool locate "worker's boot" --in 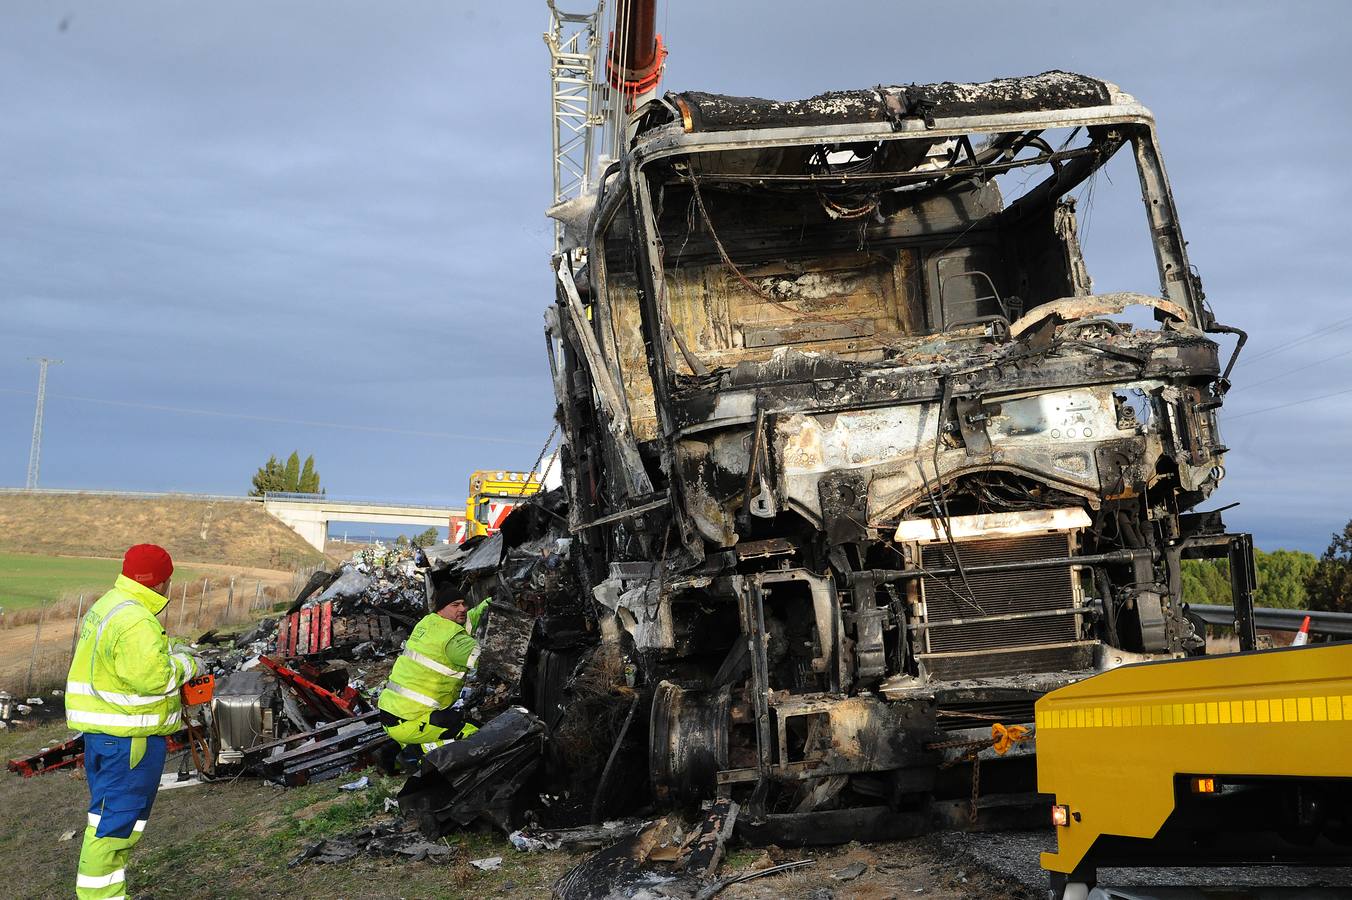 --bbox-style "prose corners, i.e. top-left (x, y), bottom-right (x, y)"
top-left (396, 745), bottom-right (423, 774)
